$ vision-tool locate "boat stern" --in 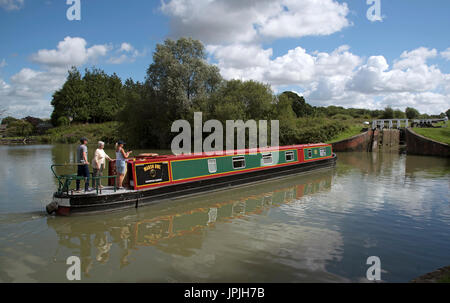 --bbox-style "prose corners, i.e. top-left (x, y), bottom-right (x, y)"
top-left (46, 193), bottom-right (71, 216)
